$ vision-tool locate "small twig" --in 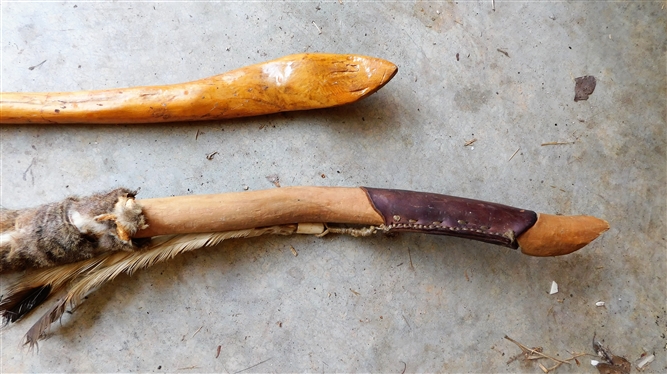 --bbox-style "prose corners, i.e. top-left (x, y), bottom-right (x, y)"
top-left (349, 288), bottom-right (360, 296)
top-left (408, 247), bottom-right (414, 271)
top-left (507, 351), bottom-right (525, 365)
top-left (504, 336), bottom-right (593, 373)
top-left (464, 138), bottom-right (477, 146)
top-left (206, 151), bottom-right (219, 160)
top-left (508, 147), bottom-right (520, 162)
top-left (538, 362), bottom-right (549, 373)
top-left (216, 345), bottom-right (222, 358)
top-left (177, 366), bottom-right (200, 370)
top-left (192, 326), bottom-right (203, 338)
top-left (541, 141), bottom-right (574, 146)
top-left (497, 48), bottom-right (510, 57)
top-left (312, 21), bottom-right (322, 34)
top-left (290, 245), bottom-right (298, 257)
top-left (233, 357), bottom-right (273, 374)
top-left (195, 129), bottom-right (201, 140)
top-left (548, 362), bottom-right (565, 371)
top-left (504, 336), bottom-right (569, 365)
top-left (400, 361), bottom-right (407, 374)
